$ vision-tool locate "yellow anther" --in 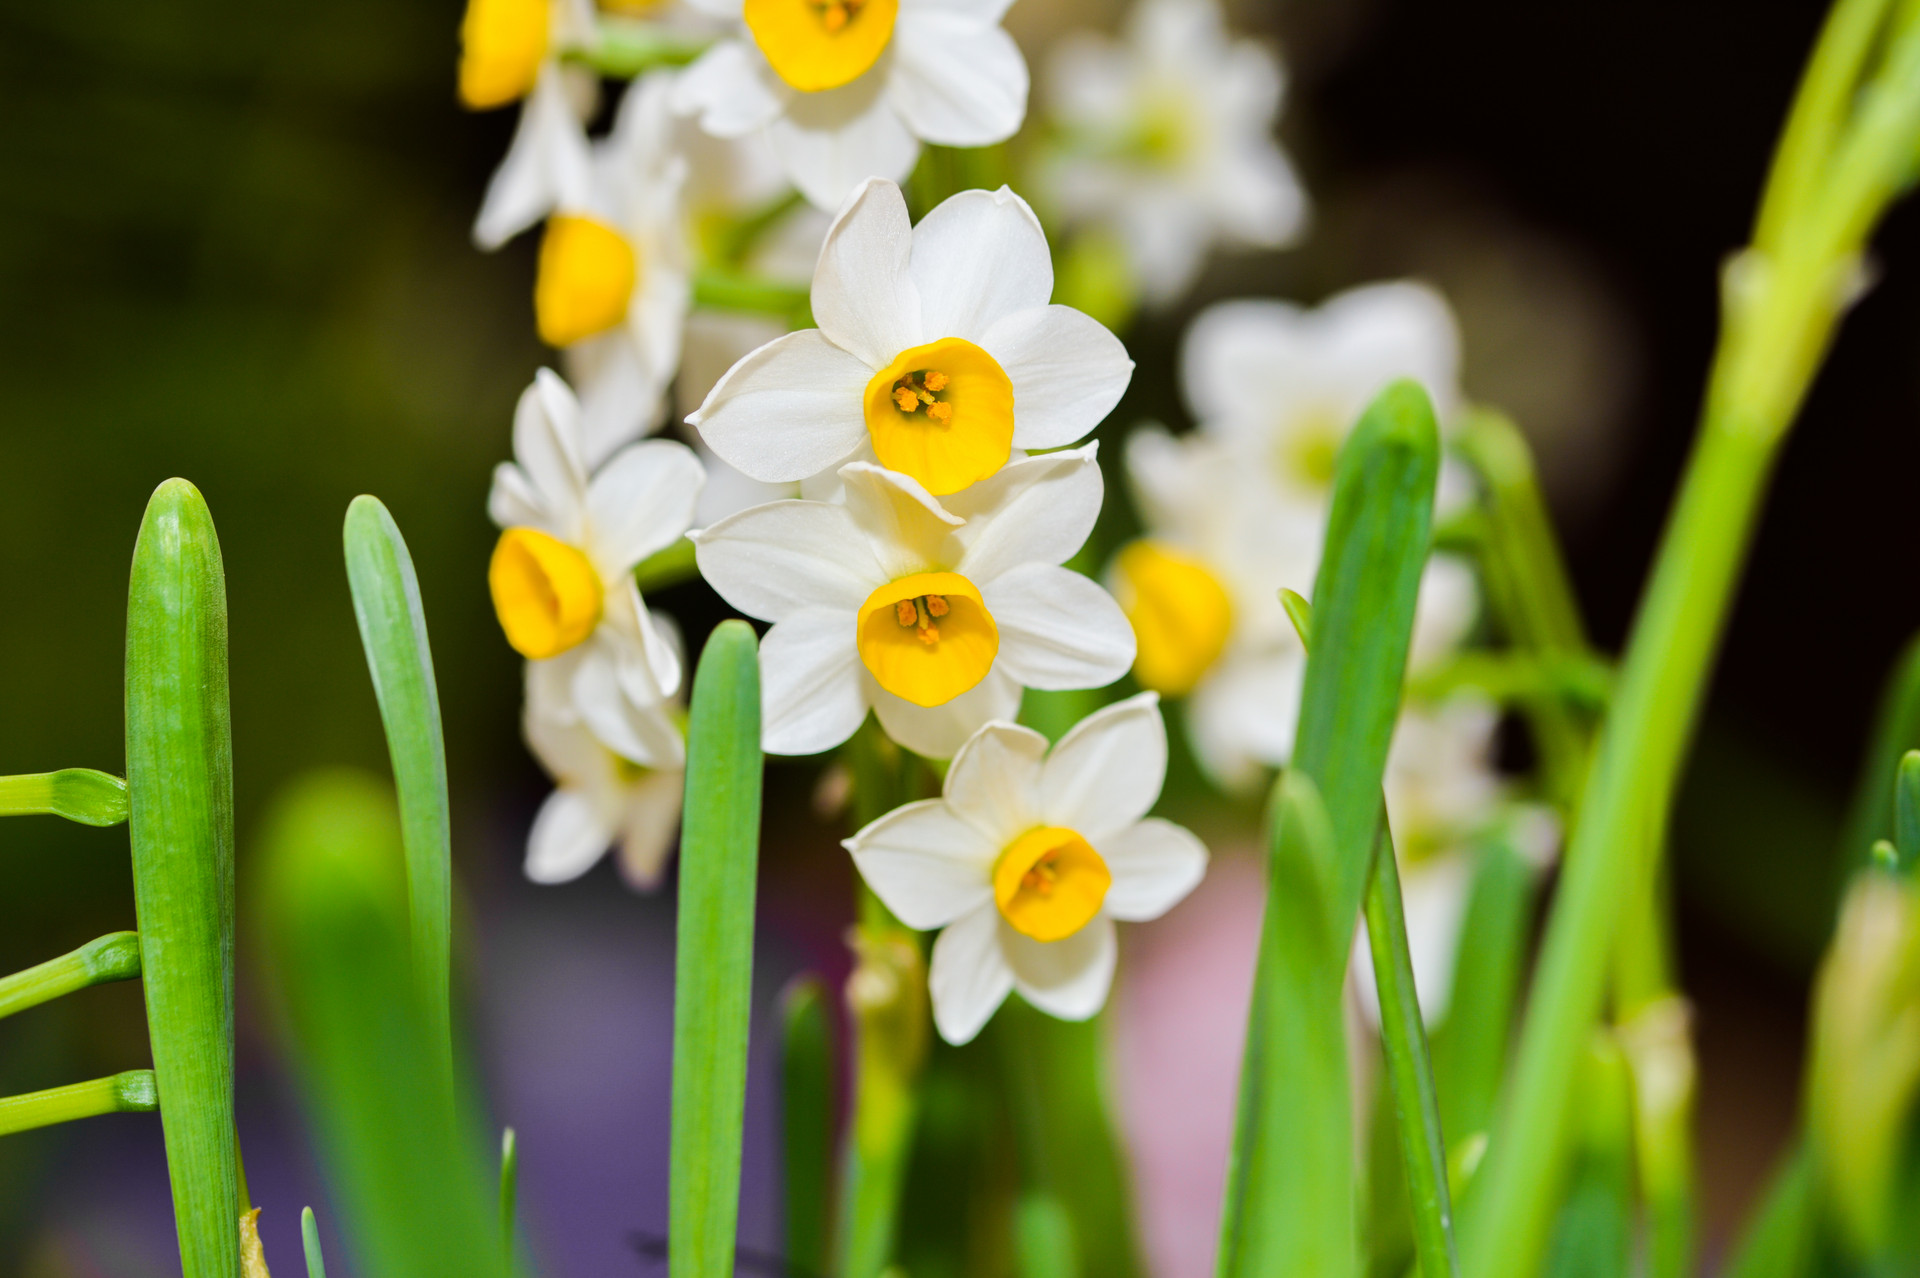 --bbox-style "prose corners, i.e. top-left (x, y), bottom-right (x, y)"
top-left (893, 386), bottom-right (920, 413)
top-left (1113, 540), bottom-right (1235, 696)
top-left (857, 572), bottom-right (999, 706)
top-left (924, 595), bottom-right (949, 618)
top-left (925, 402), bottom-right (953, 425)
top-left (458, 0), bottom-right (551, 109)
top-left (993, 826), bottom-right (1111, 942)
top-left (535, 215), bottom-right (639, 348)
top-left (922, 370), bottom-right (949, 393)
top-left (489, 527), bottom-right (605, 660)
top-left (745, 0), bottom-right (898, 92)
top-left (895, 599), bottom-right (919, 626)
